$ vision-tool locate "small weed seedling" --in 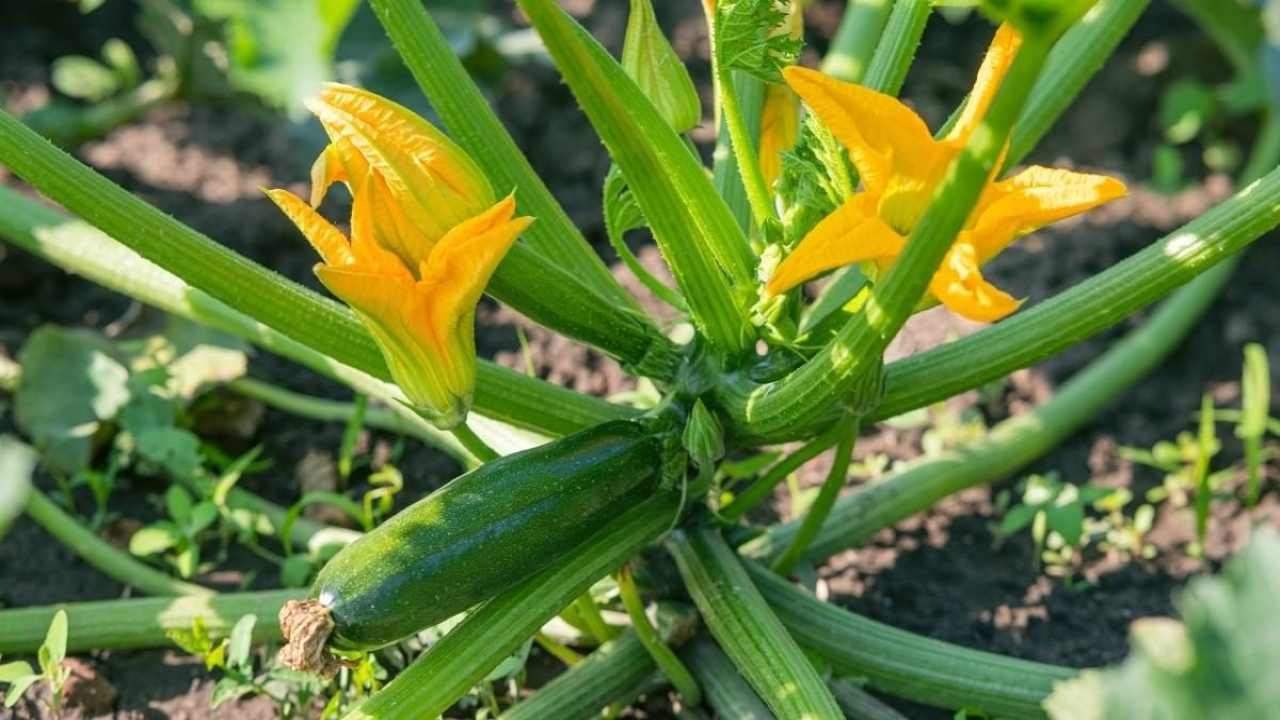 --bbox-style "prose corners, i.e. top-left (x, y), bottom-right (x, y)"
top-left (129, 484), bottom-right (219, 578)
top-left (0, 610), bottom-right (69, 714)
